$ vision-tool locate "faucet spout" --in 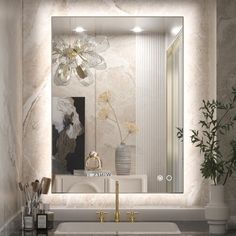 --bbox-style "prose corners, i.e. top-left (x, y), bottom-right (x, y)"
top-left (114, 181), bottom-right (120, 222)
